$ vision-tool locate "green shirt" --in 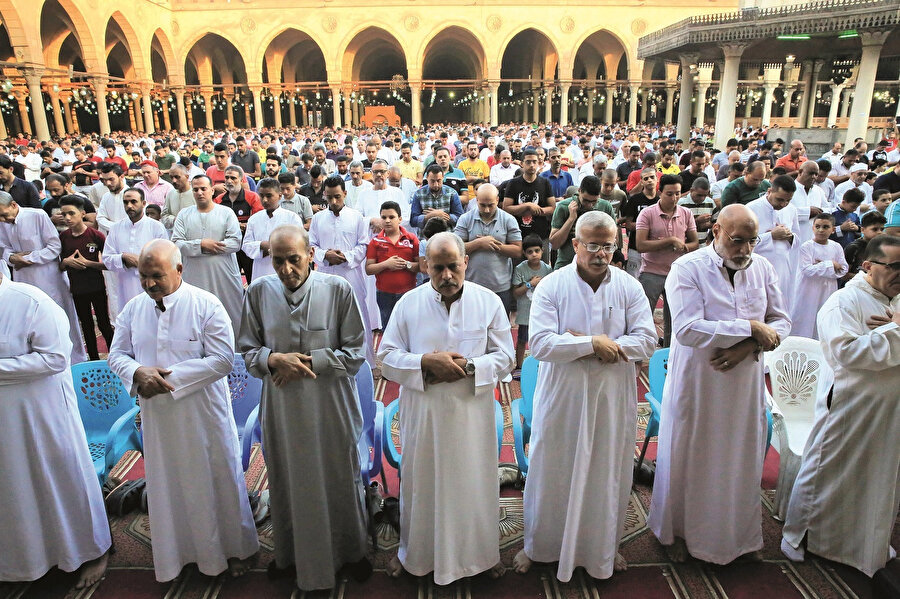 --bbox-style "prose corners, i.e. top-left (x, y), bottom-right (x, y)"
top-left (512, 260), bottom-right (553, 325)
top-left (550, 197), bottom-right (616, 270)
top-left (721, 177), bottom-right (771, 207)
